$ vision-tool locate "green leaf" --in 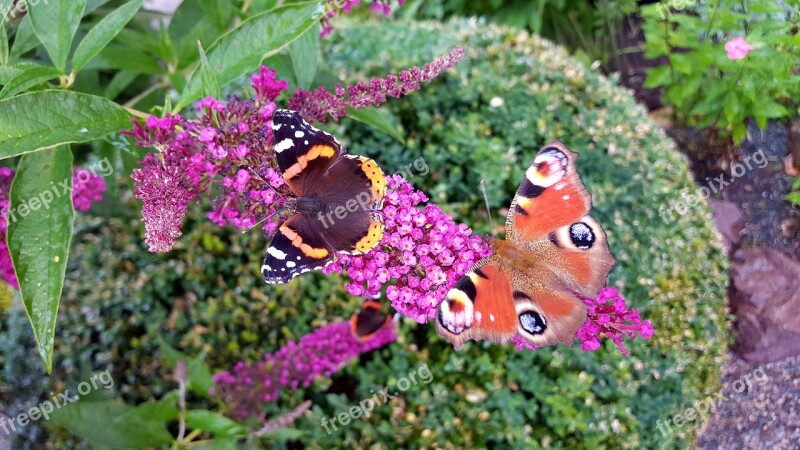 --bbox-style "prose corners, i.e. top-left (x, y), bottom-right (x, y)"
top-left (122, 391), bottom-right (180, 423)
top-left (643, 66), bottom-right (671, 88)
top-left (176, 1), bottom-right (326, 111)
top-left (72, 0), bottom-right (144, 73)
top-left (0, 22), bottom-right (8, 67)
top-left (722, 91), bottom-right (742, 124)
top-left (289, 22), bottom-right (320, 90)
top-left (197, 0), bottom-right (236, 31)
top-left (732, 121), bottom-right (748, 143)
top-left (1, 0), bottom-right (14, 20)
top-left (787, 191), bottom-right (800, 205)
top-left (103, 70), bottom-right (138, 100)
top-left (346, 106), bottom-right (405, 143)
top-left (0, 65), bottom-right (61, 100)
top-left (186, 410), bottom-right (247, 437)
top-left (48, 400), bottom-right (174, 449)
top-left (159, 341), bottom-right (215, 398)
top-left (197, 42), bottom-right (221, 100)
top-left (7, 146), bottom-right (74, 372)
top-left (82, 46), bottom-right (162, 74)
top-left (167, 0), bottom-right (221, 69)
top-left (28, 0), bottom-right (88, 72)
top-left (755, 101), bottom-right (789, 119)
top-left (0, 90), bottom-right (131, 160)
top-left (10, 15), bottom-right (40, 60)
